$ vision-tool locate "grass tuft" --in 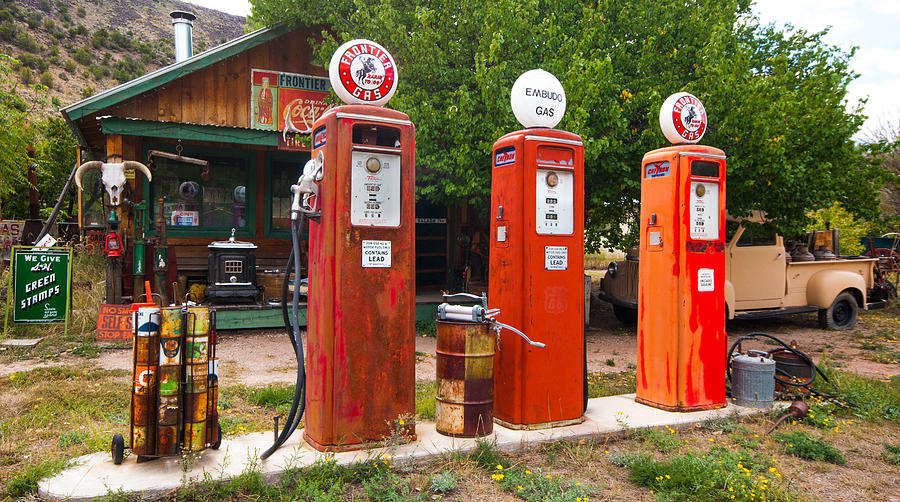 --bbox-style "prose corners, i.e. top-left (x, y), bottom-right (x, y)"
top-left (774, 431), bottom-right (846, 464)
